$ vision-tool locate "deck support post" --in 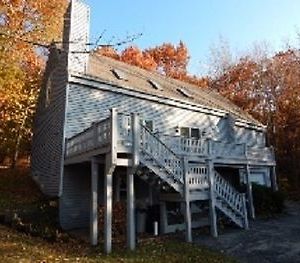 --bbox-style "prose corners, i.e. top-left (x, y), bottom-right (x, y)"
top-left (127, 167), bottom-right (135, 250)
top-left (183, 157), bottom-right (192, 242)
top-left (104, 108), bottom-right (118, 254)
top-left (207, 158), bottom-right (218, 237)
top-left (126, 113), bottom-right (140, 250)
top-left (245, 164), bottom-right (255, 219)
top-left (271, 166), bottom-right (278, 191)
top-left (90, 157), bottom-right (98, 246)
top-left (104, 155), bottom-right (115, 254)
